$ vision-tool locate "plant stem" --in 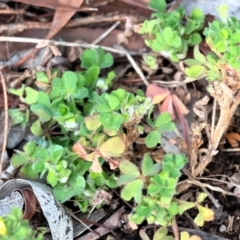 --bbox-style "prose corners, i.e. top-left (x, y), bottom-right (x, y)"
top-left (193, 91), bottom-right (240, 178)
